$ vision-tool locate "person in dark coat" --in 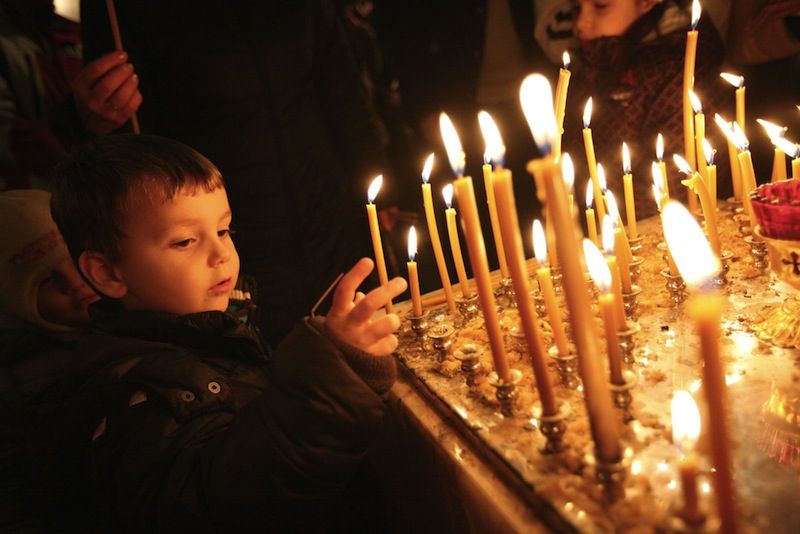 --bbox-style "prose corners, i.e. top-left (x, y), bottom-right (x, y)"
top-left (79, 0), bottom-right (390, 347)
top-left (45, 134), bottom-right (405, 532)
